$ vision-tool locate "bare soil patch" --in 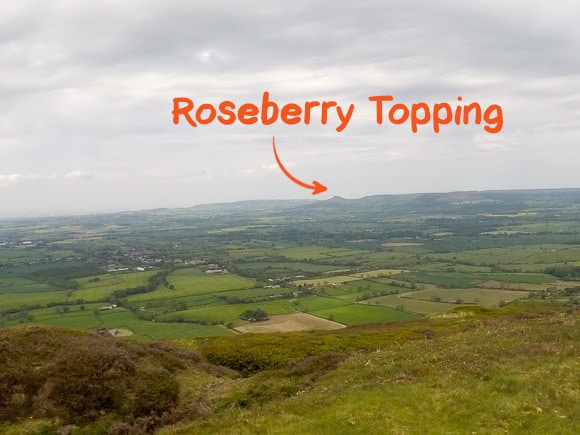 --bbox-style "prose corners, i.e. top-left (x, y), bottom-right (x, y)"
top-left (108, 328), bottom-right (133, 337)
top-left (235, 313), bottom-right (346, 334)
